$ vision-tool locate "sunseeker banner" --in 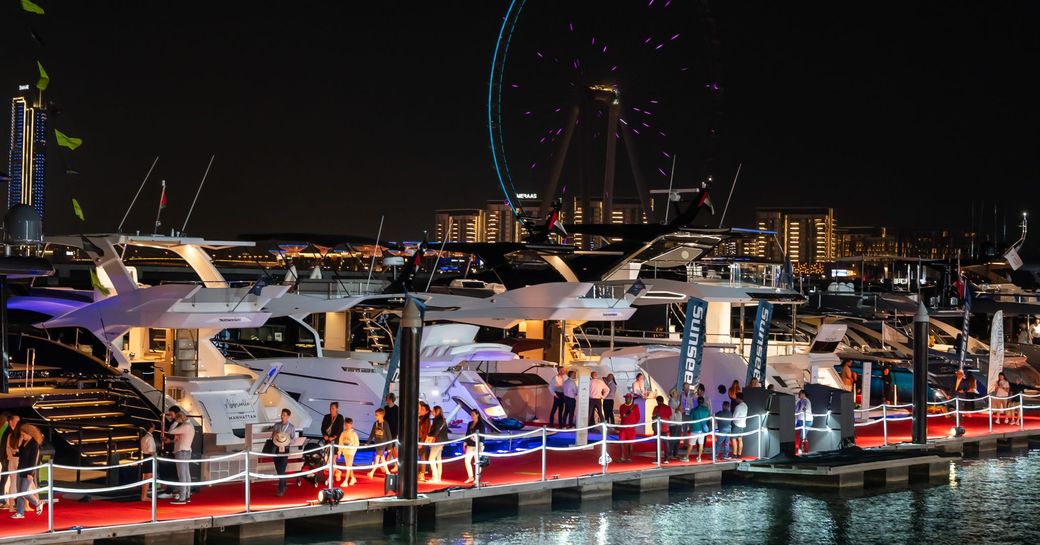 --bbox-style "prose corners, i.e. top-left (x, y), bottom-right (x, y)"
top-left (381, 295), bottom-right (426, 403)
top-left (988, 310), bottom-right (1004, 392)
top-left (677, 297), bottom-right (708, 389)
top-left (745, 300), bottom-right (775, 386)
